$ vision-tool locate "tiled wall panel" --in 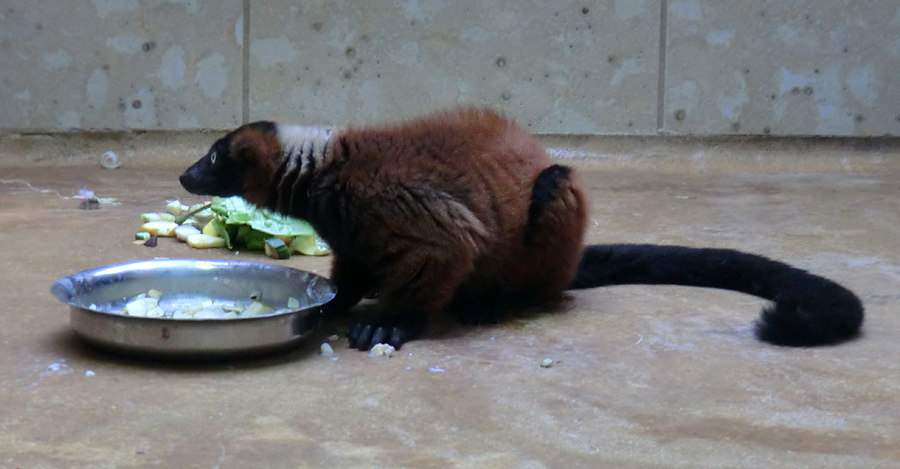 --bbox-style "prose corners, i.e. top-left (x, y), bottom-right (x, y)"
top-left (248, 1), bottom-right (661, 134)
top-left (1, 1), bottom-right (897, 136)
top-left (664, 0), bottom-right (900, 136)
top-left (0, 1), bottom-right (243, 131)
